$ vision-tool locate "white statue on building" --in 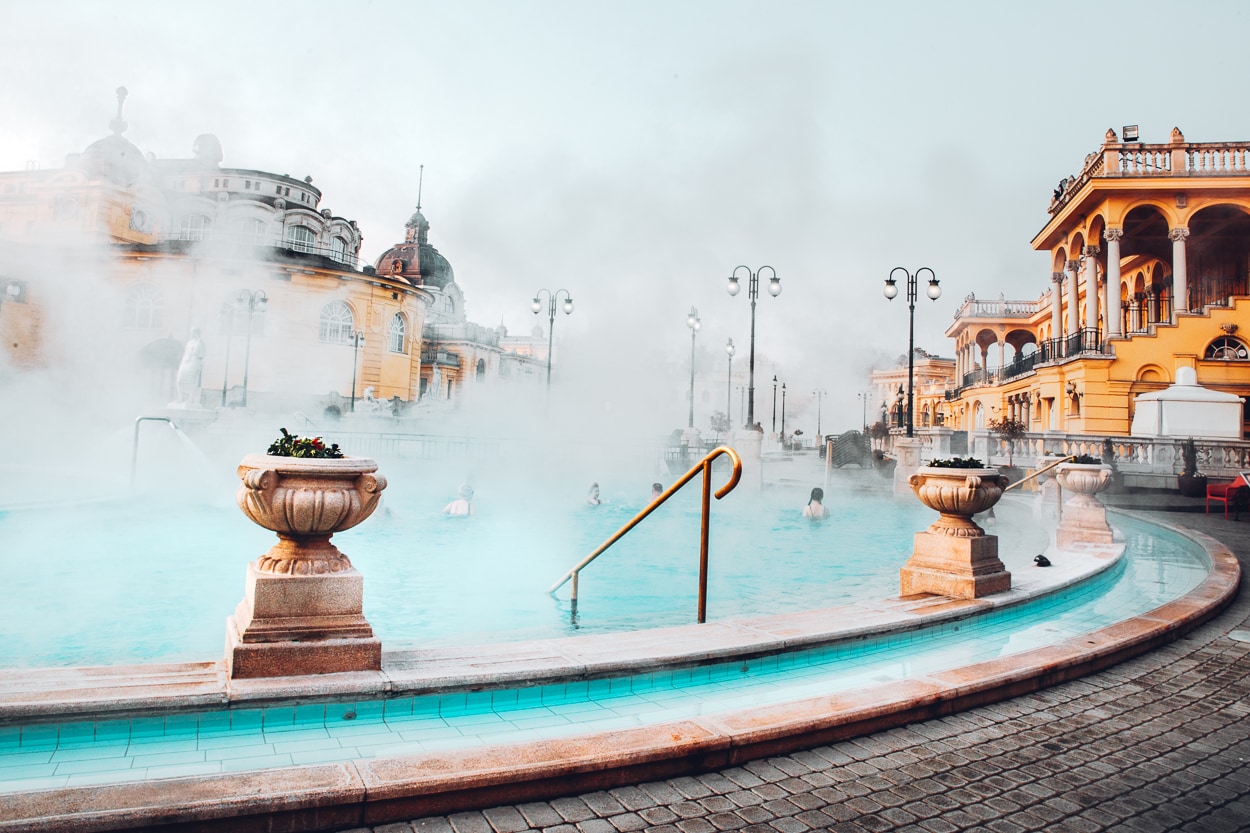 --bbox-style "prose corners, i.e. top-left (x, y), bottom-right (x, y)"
top-left (172, 328), bottom-right (206, 407)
